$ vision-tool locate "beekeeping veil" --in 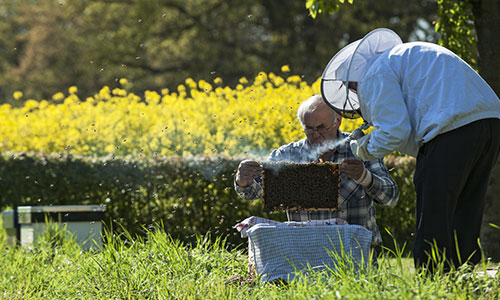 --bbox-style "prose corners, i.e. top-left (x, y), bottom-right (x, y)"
top-left (321, 28), bottom-right (403, 119)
